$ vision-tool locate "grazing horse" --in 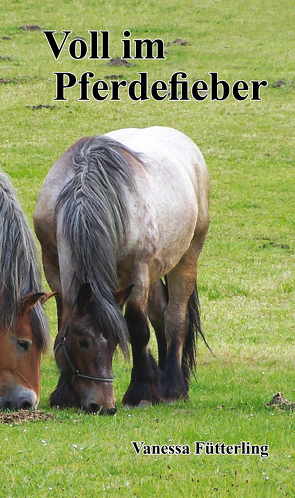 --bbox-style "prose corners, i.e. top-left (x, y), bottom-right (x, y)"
top-left (34, 126), bottom-right (210, 414)
top-left (0, 169), bottom-right (54, 410)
